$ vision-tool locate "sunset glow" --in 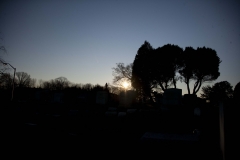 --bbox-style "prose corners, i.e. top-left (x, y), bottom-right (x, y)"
top-left (123, 81), bottom-right (129, 89)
